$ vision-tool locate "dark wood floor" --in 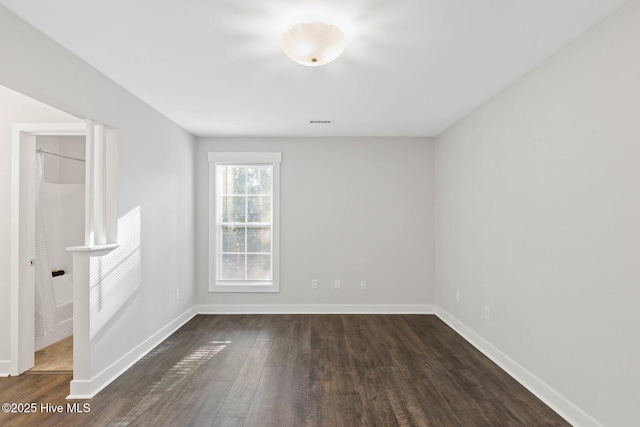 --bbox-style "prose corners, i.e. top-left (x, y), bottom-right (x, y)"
top-left (0, 314), bottom-right (569, 426)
